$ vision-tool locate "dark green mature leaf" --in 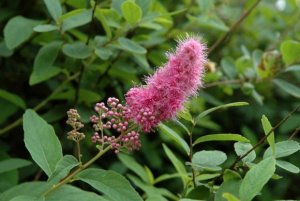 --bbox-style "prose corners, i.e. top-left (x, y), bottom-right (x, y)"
top-left (263, 140), bottom-right (300, 159)
top-left (0, 41), bottom-right (13, 57)
top-left (276, 160), bottom-right (300, 174)
top-left (4, 16), bottom-right (41, 49)
top-left (239, 157), bottom-right (276, 201)
top-left (162, 144), bottom-right (189, 186)
top-left (62, 42), bottom-right (92, 59)
top-left (214, 180), bottom-right (241, 201)
top-left (196, 102), bottom-right (248, 121)
top-left (121, 1), bottom-right (142, 25)
top-left (47, 155), bottom-right (79, 184)
top-left (280, 40), bottom-right (300, 65)
top-left (192, 150), bottom-right (227, 171)
top-left (23, 110), bottom-right (63, 177)
top-left (261, 115), bottom-right (275, 155)
top-left (43, 0), bottom-right (62, 21)
top-left (193, 134), bottom-right (249, 146)
top-left (118, 153), bottom-right (149, 183)
top-left (0, 158), bottom-right (31, 174)
top-left (9, 195), bottom-right (44, 201)
top-left (234, 142), bottom-right (256, 163)
top-left (159, 123), bottom-right (190, 155)
top-left (117, 37), bottom-right (147, 54)
top-left (95, 8), bottom-right (112, 40)
top-left (61, 9), bottom-right (92, 31)
top-left (0, 89), bottom-right (26, 109)
top-left (47, 185), bottom-right (108, 201)
top-left (273, 79), bottom-right (300, 98)
top-left (76, 168), bottom-right (143, 201)
top-left (29, 41), bottom-right (62, 85)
